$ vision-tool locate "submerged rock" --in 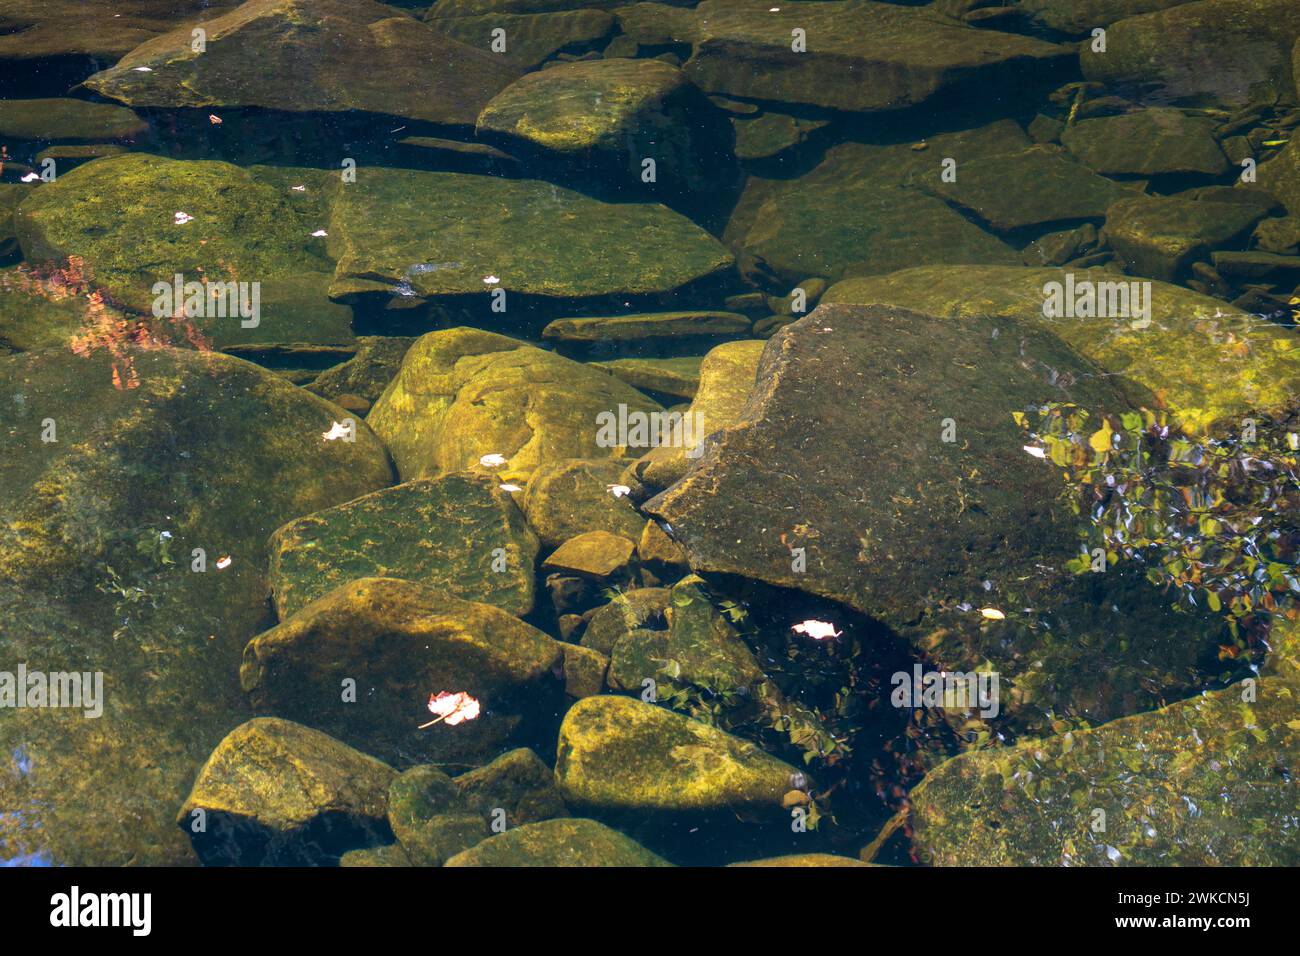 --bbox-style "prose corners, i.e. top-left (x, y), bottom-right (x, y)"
top-left (445, 817), bottom-right (672, 866)
top-left (728, 853), bottom-right (876, 867)
top-left (326, 168), bottom-right (732, 305)
top-left (1060, 109), bottom-right (1229, 177)
top-left (432, 10), bottom-right (615, 70)
top-left (452, 747), bottom-right (568, 824)
top-left (1013, 0), bottom-right (1195, 35)
top-left (0, 98), bottom-right (147, 143)
top-left (368, 327), bottom-right (663, 482)
top-left (731, 110), bottom-right (830, 162)
top-left (542, 530), bottom-right (637, 580)
top-left (0, 347), bottom-right (392, 866)
top-left (681, 0), bottom-right (1071, 113)
top-left (1080, 0), bottom-right (1300, 109)
top-left (0, 0), bottom-right (239, 64)
top-left (521, 458), bottom-right (645, 548)
top-left (1104, 194), bottom-right (1268, 281)
top-left (555, 695), bottom-right (802, 812)
top-left (84, 0), bottom-right (520, 126)
top-left (307, 336), bottom-right (415, 405)
top-left (177, 718), bottom-right (396, 866)
top-left (591, 356), bottom-right (703, 398)
top-left (477, 58), bottom-right (737, 195)
top-left (820, 264), bottom-right (1300, 433)
top-left (240, 577), bottom-right (564, 766)
top-left (542, 311), bottom-right (750, 342)
top-left (910, 678), bottom-right (1300, 865)
top-left (268, 473), bottom-right (538, 619)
